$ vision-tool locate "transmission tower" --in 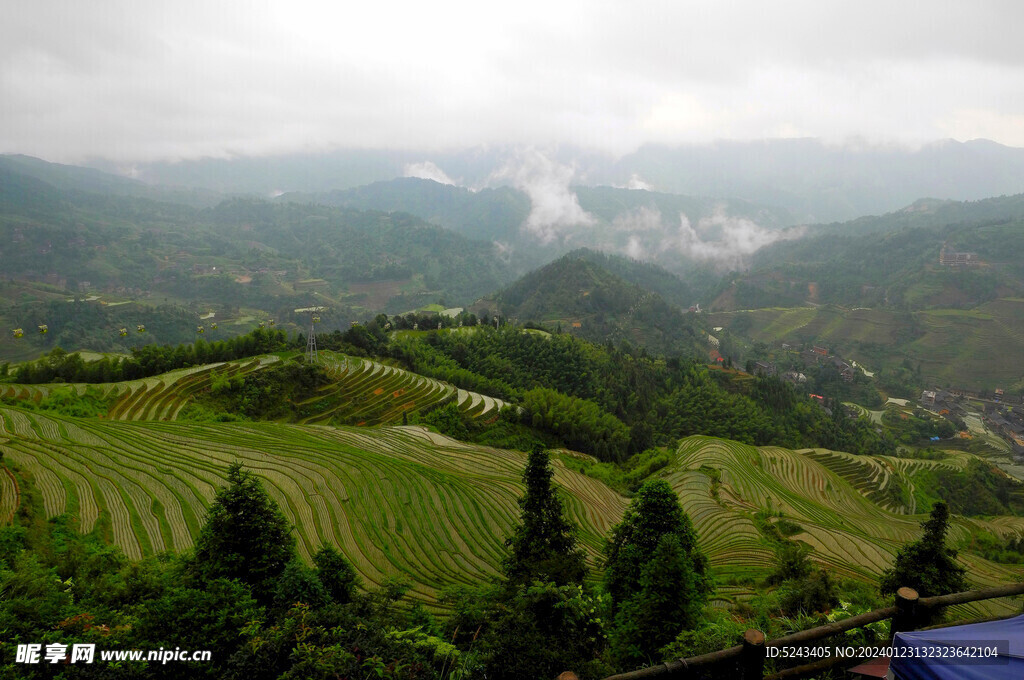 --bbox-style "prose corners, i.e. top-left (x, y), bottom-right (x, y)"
top-left (296, 306), bottom-right (325, 364)
top-left (307, 319), bottom-right (318, 363)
